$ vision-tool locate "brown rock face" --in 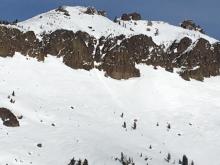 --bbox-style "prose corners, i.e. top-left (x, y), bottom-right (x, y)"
top-left (0, 26), bottom-right (45, 60)
top-left (43, 30), bottom-right (94, 70)
top-left (97, 35), bottom-right (160, 79)
top-left (0, 108), bottom-right (19, 127)
top-left (102, 48), bottom-right (140, 79)
top-left (168, 37), bottom-right (192, 56)
top-left (178, 38), bottom-right (220, 81)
